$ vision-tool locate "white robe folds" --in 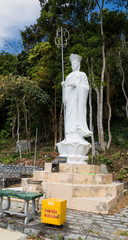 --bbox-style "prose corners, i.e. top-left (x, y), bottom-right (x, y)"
top-left (64, 70), bottom-right (90, 138)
